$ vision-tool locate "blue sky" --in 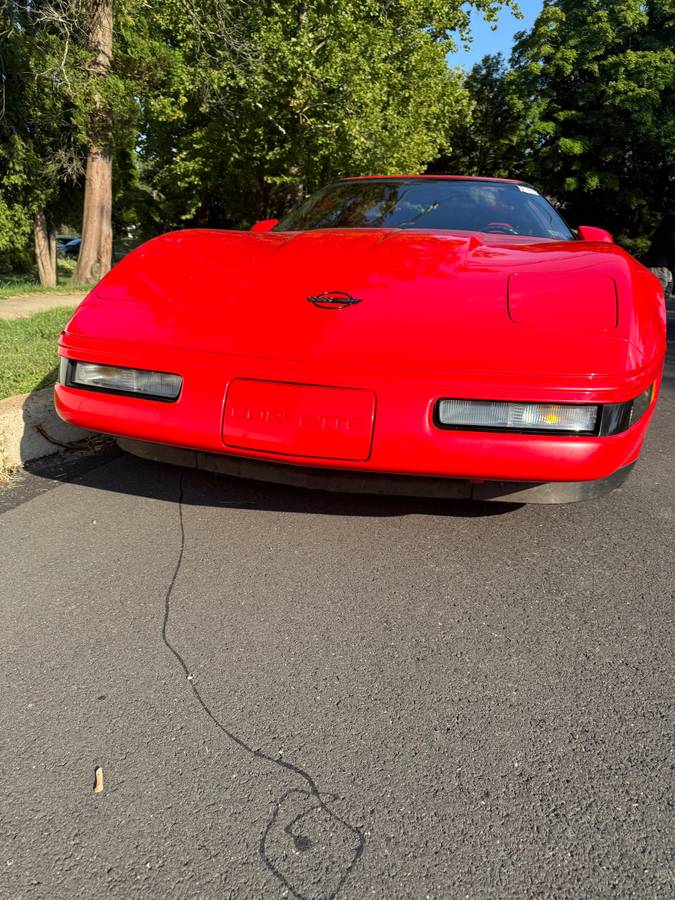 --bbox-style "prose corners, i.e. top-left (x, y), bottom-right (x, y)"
top-left (447, 0), bottom-right (544, 69)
